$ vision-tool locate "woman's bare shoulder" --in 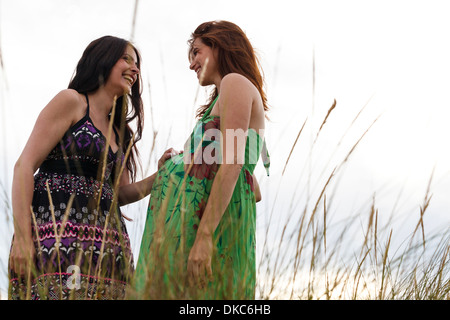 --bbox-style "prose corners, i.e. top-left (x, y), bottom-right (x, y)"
top-left (53, 89), bottom-right (84, 105)
top-left (221, 73), bottom-right (258, 97)
top-left (221, 73), bottom-right (253, 87)
top-left (39, 89), bottom-right (86, 125)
